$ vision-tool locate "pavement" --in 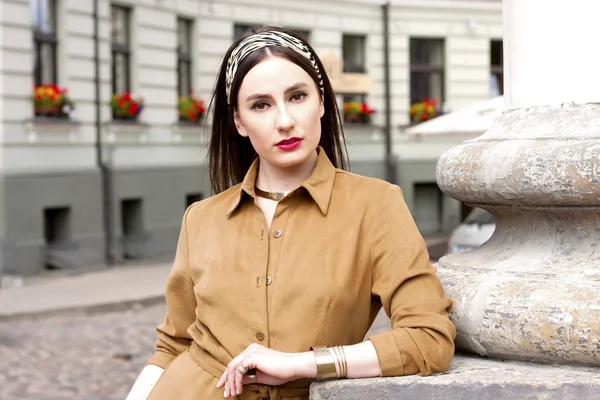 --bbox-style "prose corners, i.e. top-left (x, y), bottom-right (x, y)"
top-left (0, 262), bottom-right (172, 320)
